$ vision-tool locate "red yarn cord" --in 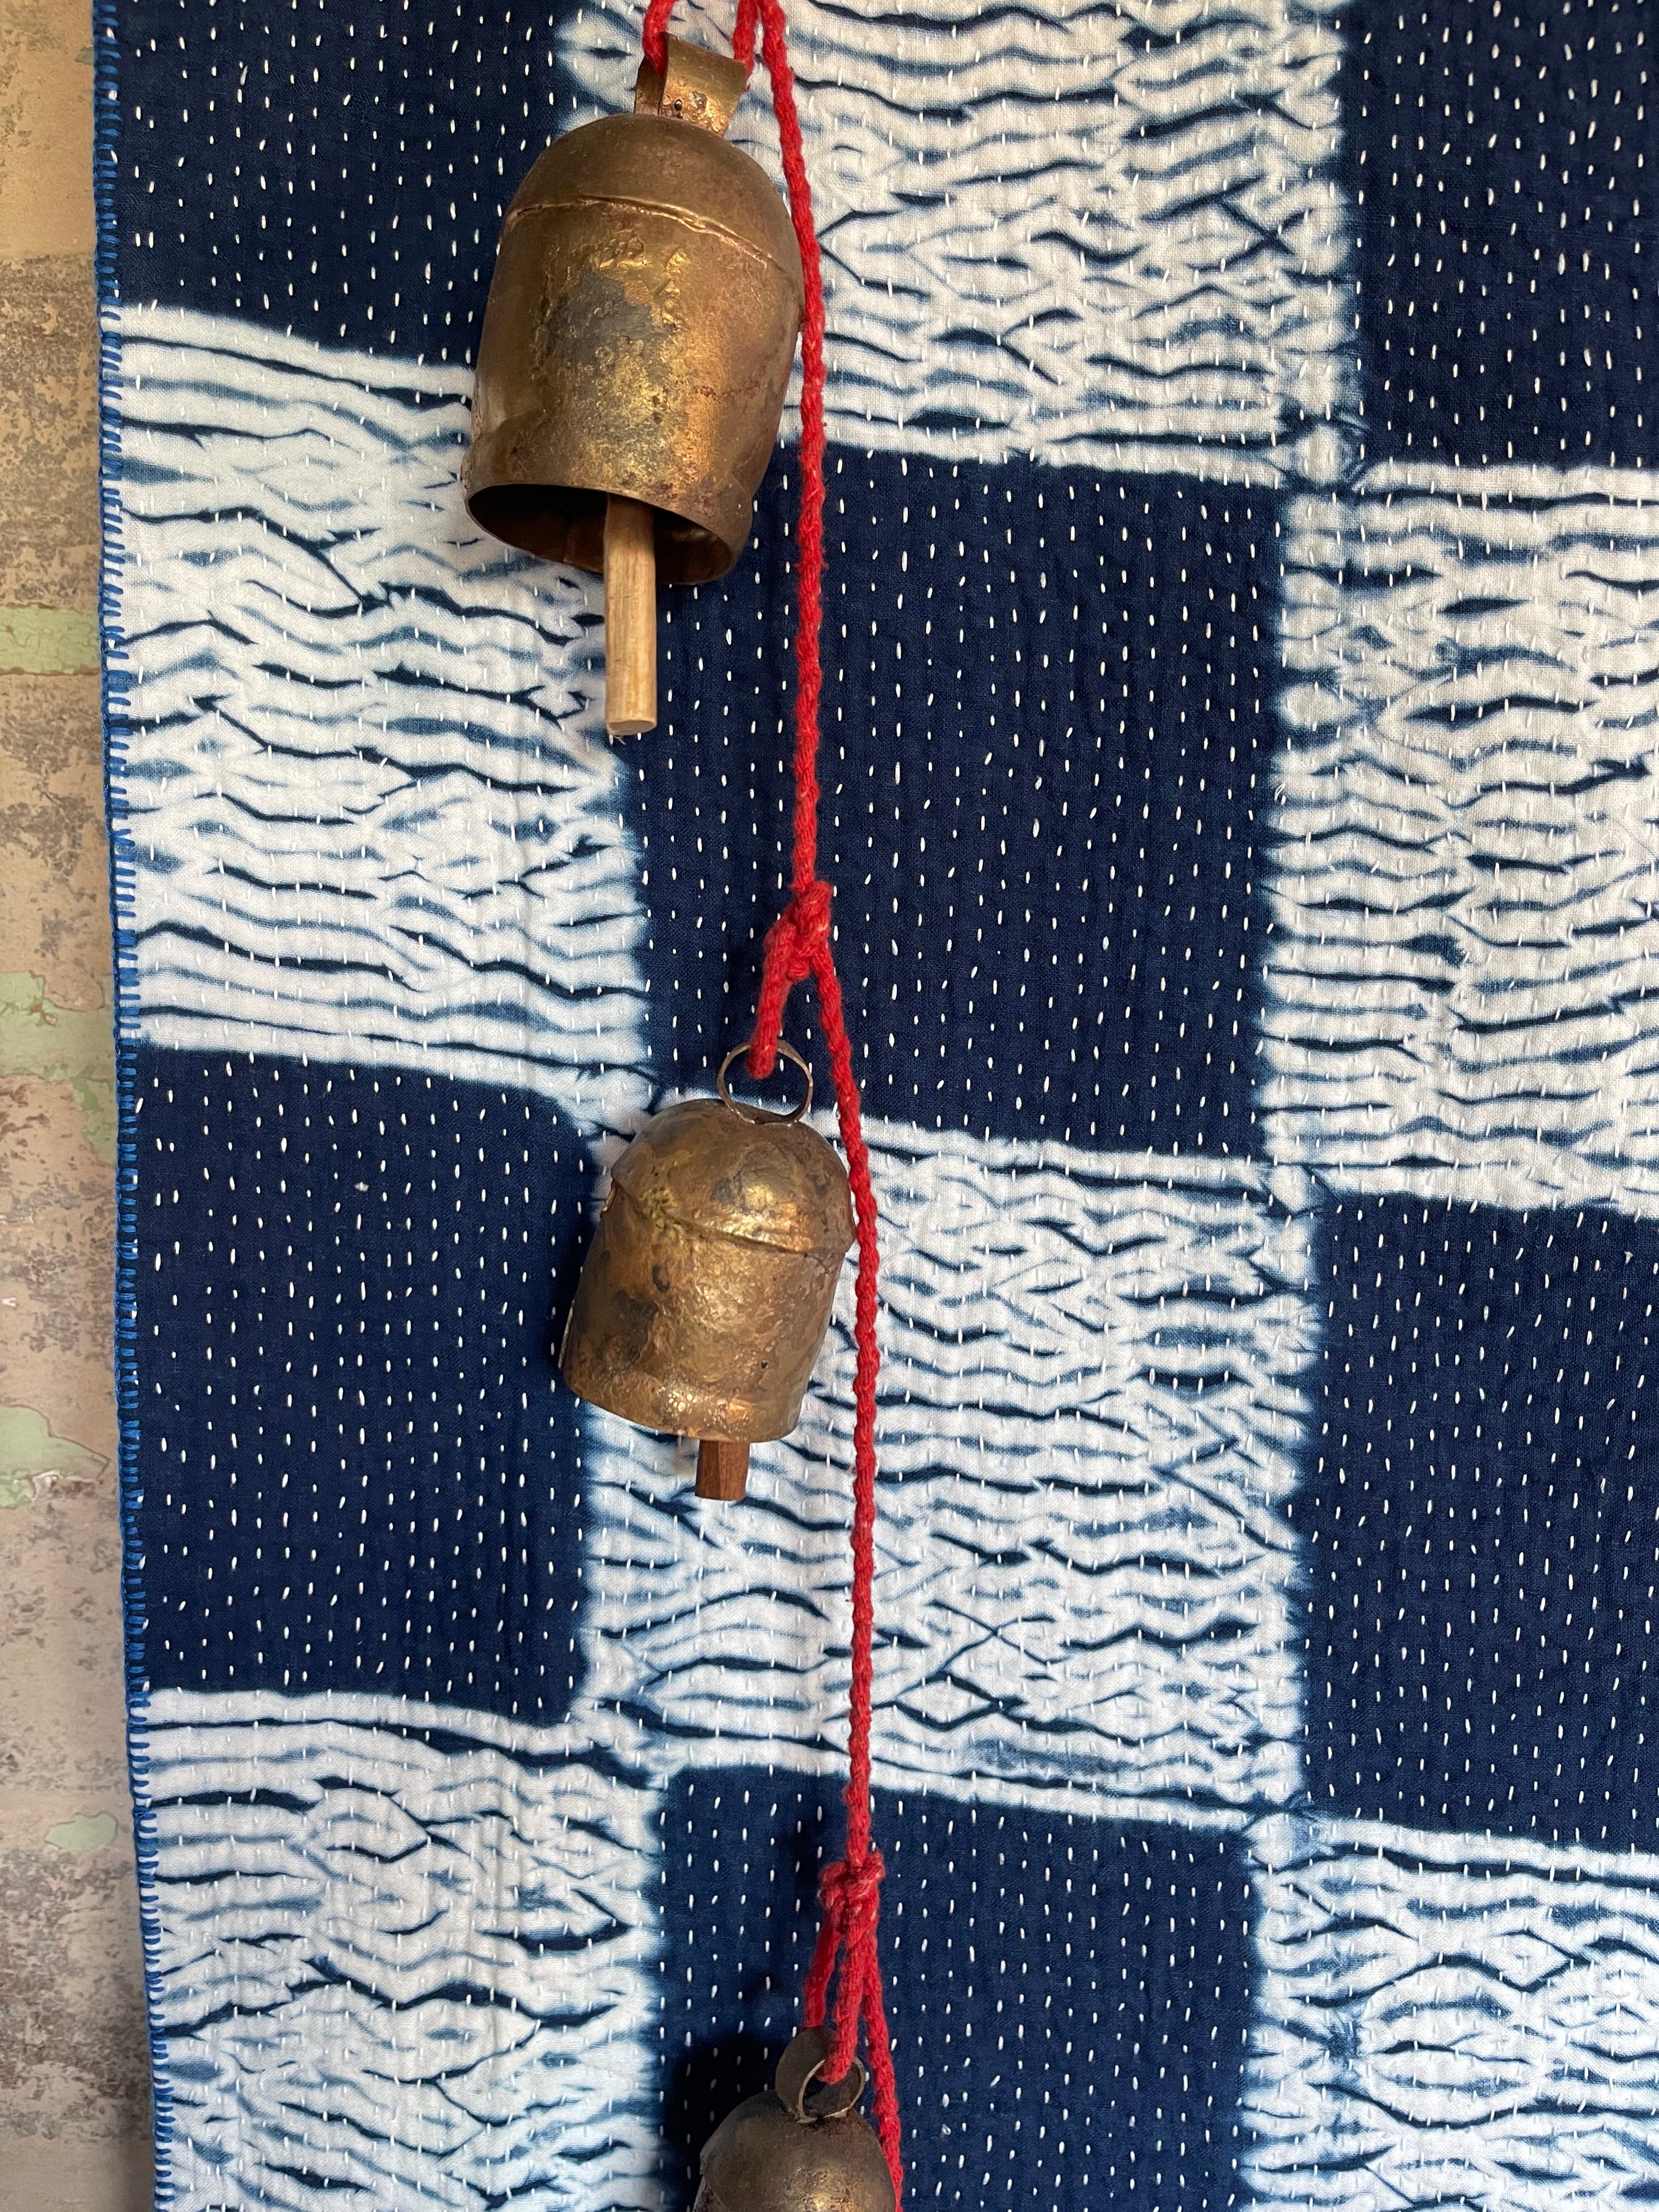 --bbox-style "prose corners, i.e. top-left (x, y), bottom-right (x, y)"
top-left (637, 2), bottom-right (900, 2201)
